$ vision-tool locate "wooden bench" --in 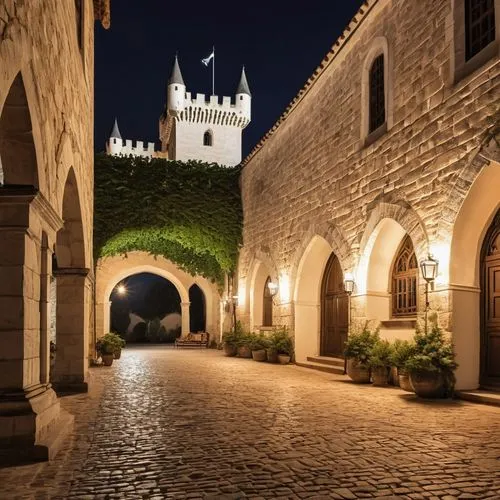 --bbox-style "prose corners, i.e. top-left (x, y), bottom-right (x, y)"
top-left (174, 332), bottom-right (210, 348)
